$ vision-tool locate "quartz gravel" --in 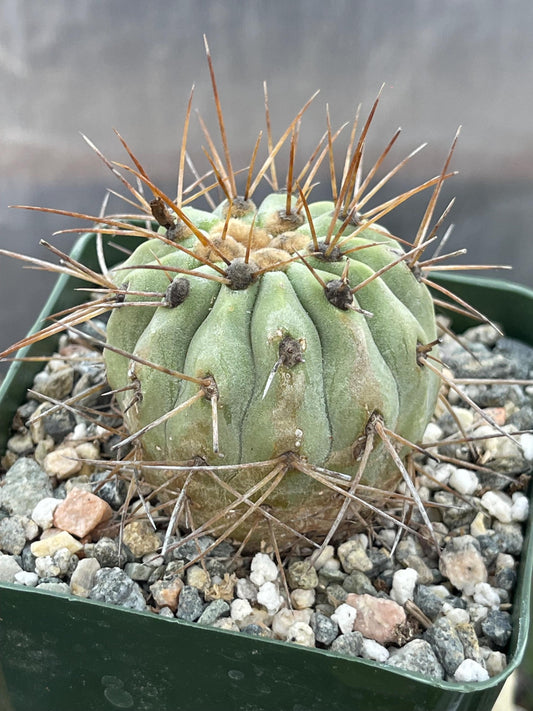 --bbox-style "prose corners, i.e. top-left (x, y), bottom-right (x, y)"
top-left (1, 323), bottom-right (532, 684)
